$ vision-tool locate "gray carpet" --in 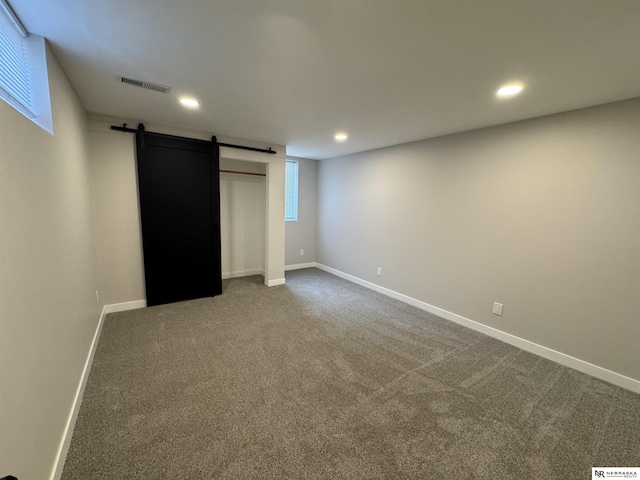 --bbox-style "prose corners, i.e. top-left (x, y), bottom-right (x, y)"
top-left (62, 268), bottom-right (640, 479)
